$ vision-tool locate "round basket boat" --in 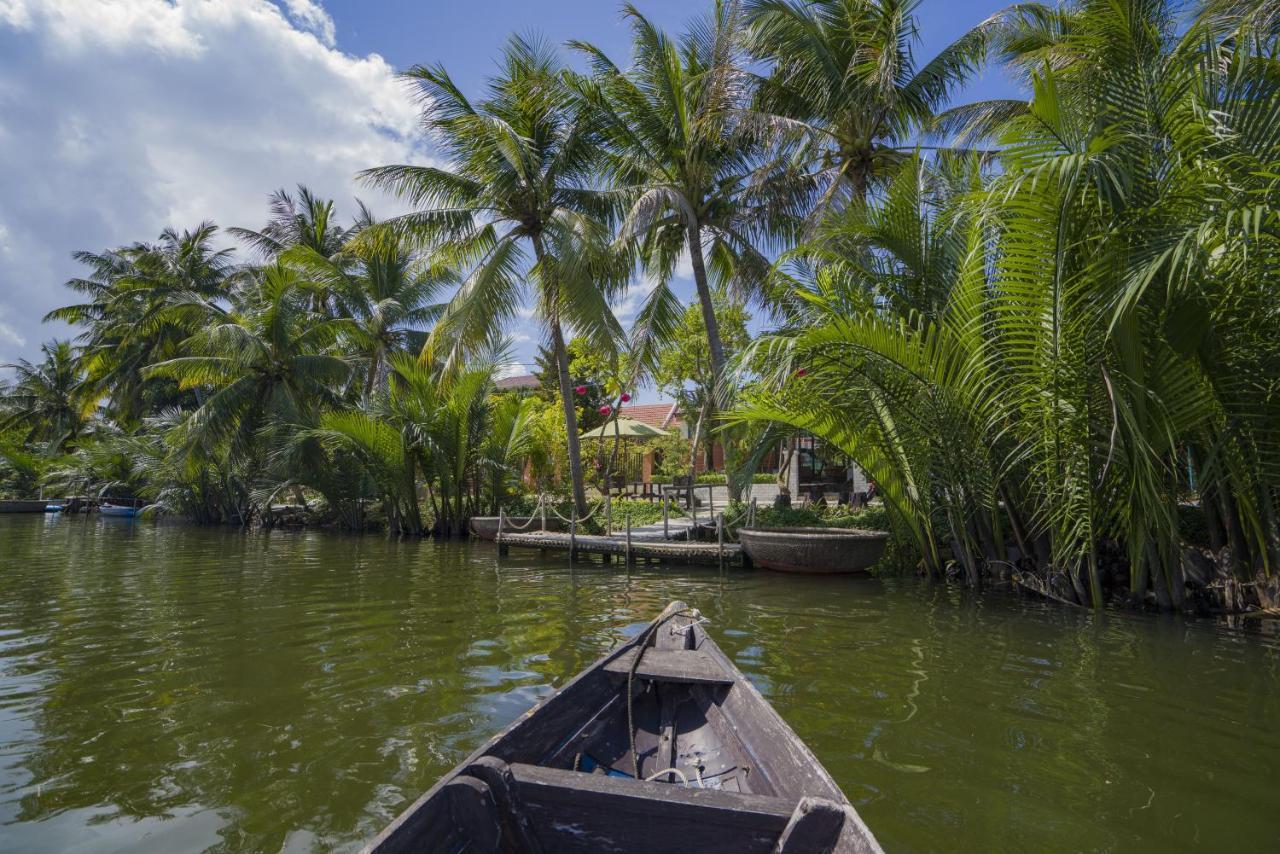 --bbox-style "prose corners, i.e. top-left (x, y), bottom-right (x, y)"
top-left (738, 526), bottom-right (889, 574)
top-left (468, 516), bottom-right (563, 541)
